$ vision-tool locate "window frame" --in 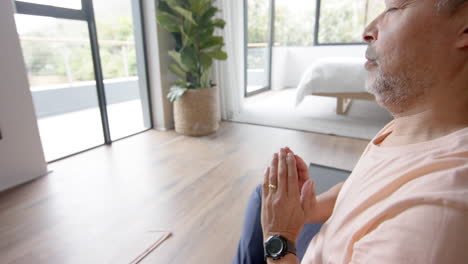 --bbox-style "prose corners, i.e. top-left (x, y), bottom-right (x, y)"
top-left (314, 0), bottom-right (374, 46)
